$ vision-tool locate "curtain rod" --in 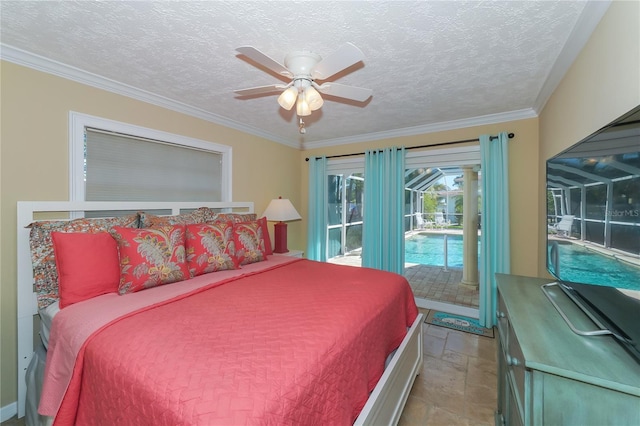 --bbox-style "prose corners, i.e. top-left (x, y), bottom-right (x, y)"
top-left (305, 132), bottom-right (515, 161)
